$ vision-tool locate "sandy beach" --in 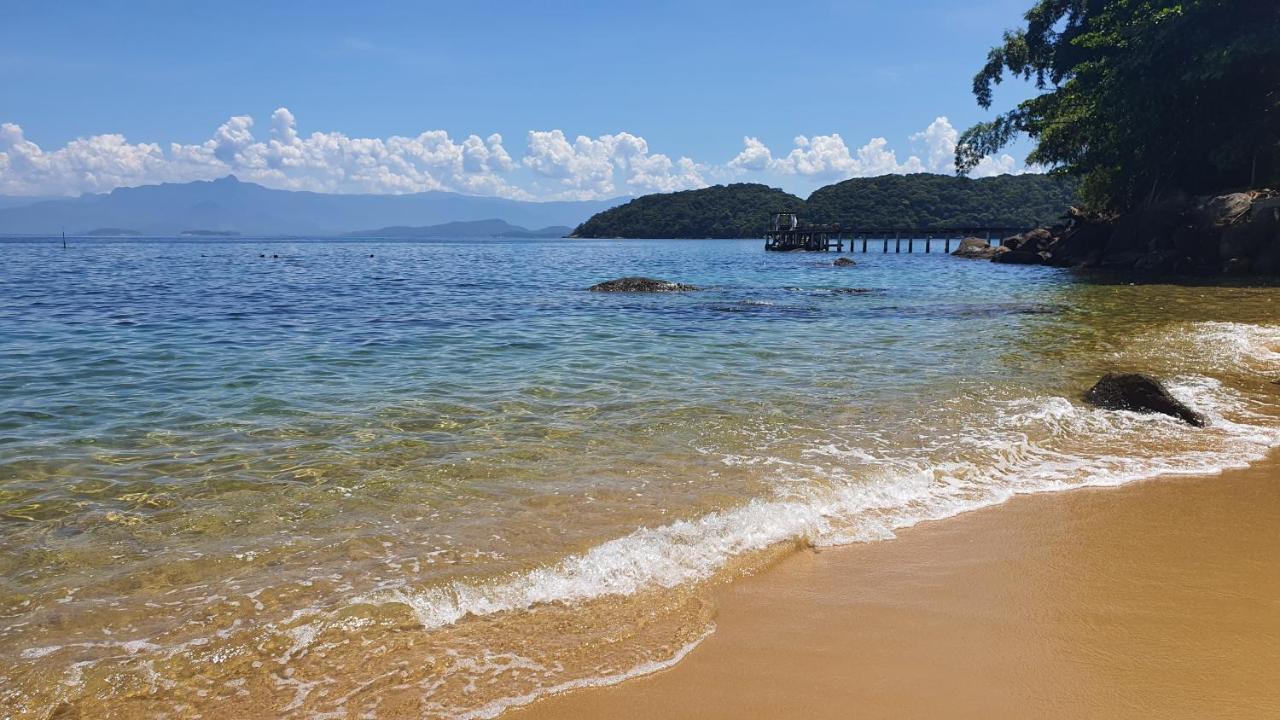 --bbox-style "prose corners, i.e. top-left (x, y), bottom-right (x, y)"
top-left (512, 450), bottom-right (1280, 720)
